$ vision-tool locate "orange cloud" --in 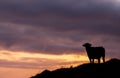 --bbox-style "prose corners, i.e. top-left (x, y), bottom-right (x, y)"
top-left (0, 50), bottom-right (88, 68)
